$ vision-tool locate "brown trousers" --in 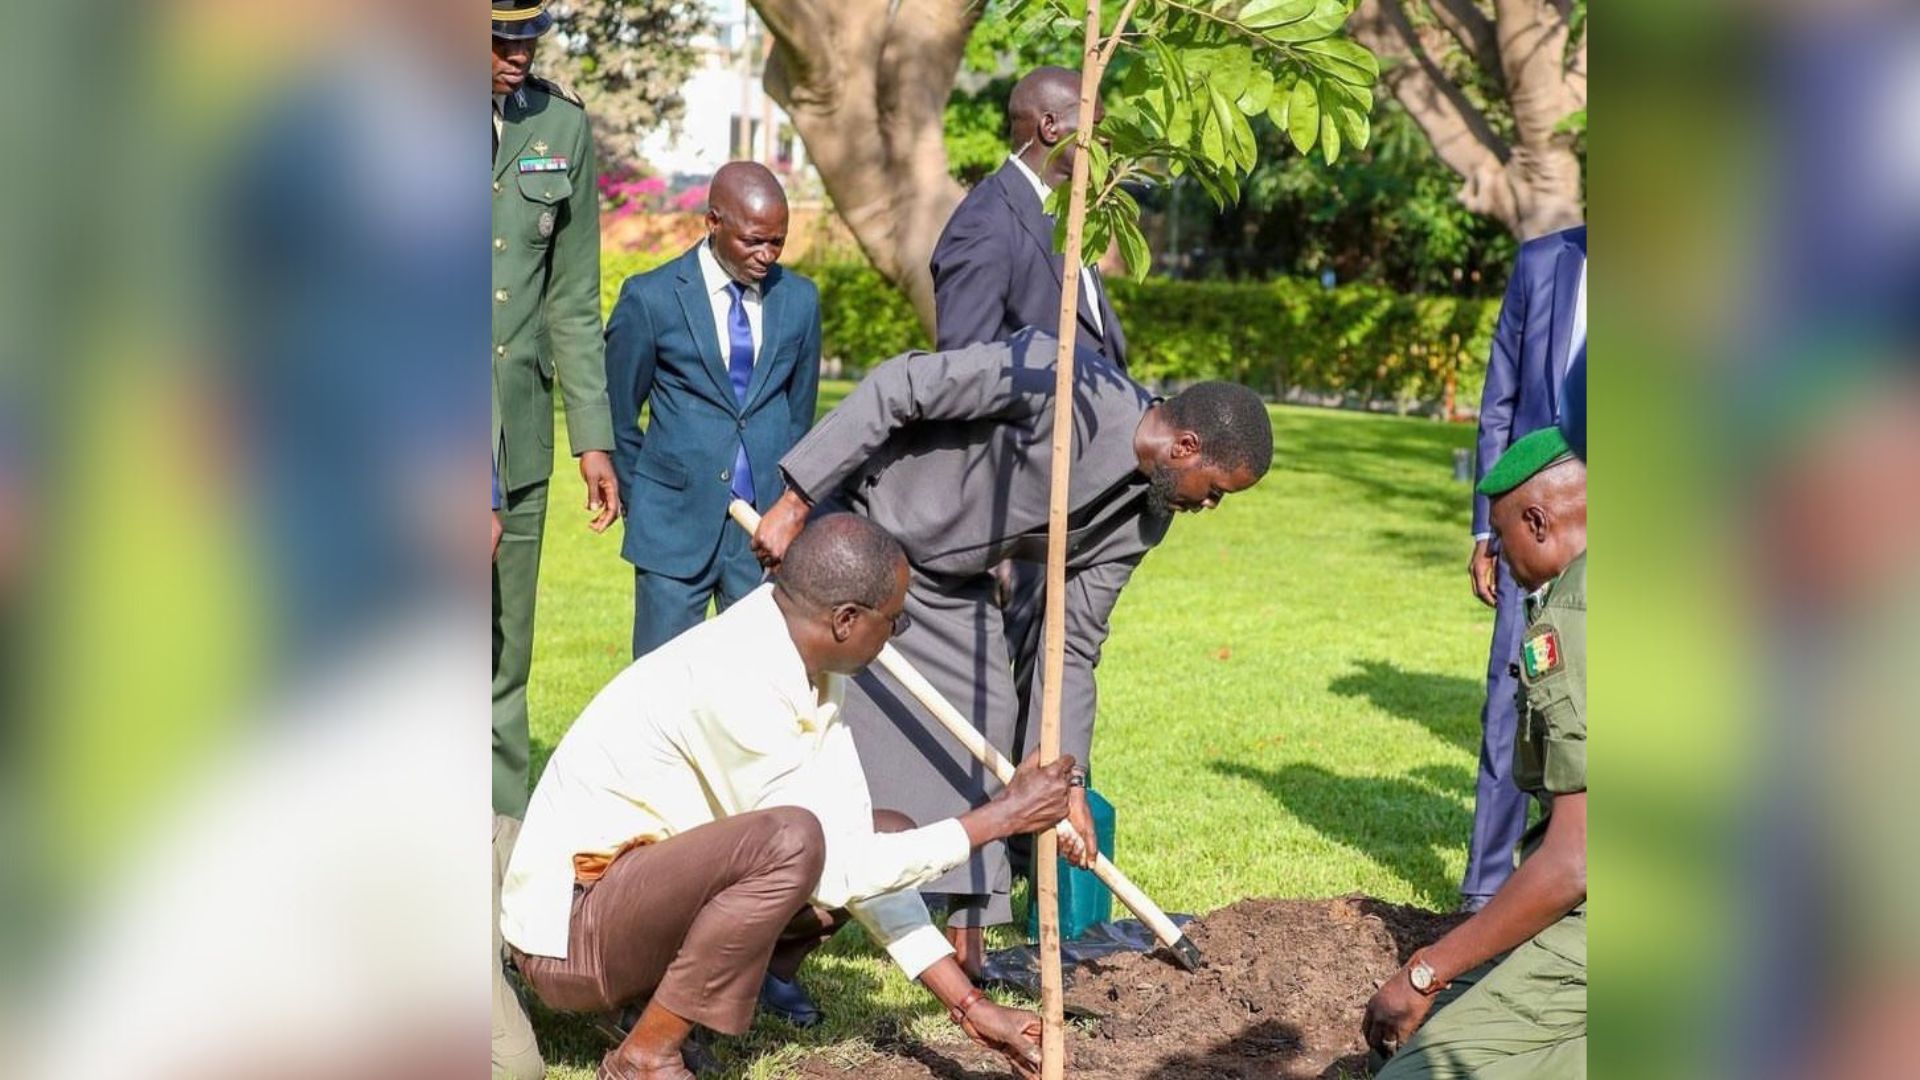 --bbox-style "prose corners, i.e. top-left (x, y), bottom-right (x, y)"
top-left (512, 807), bottom-right (826, 1036)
